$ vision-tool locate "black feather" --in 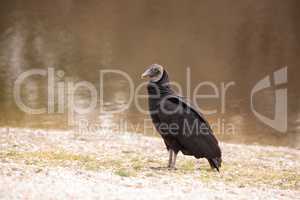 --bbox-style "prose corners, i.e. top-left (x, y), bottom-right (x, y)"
top-left (147, 69), bottom-right (222, 171)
